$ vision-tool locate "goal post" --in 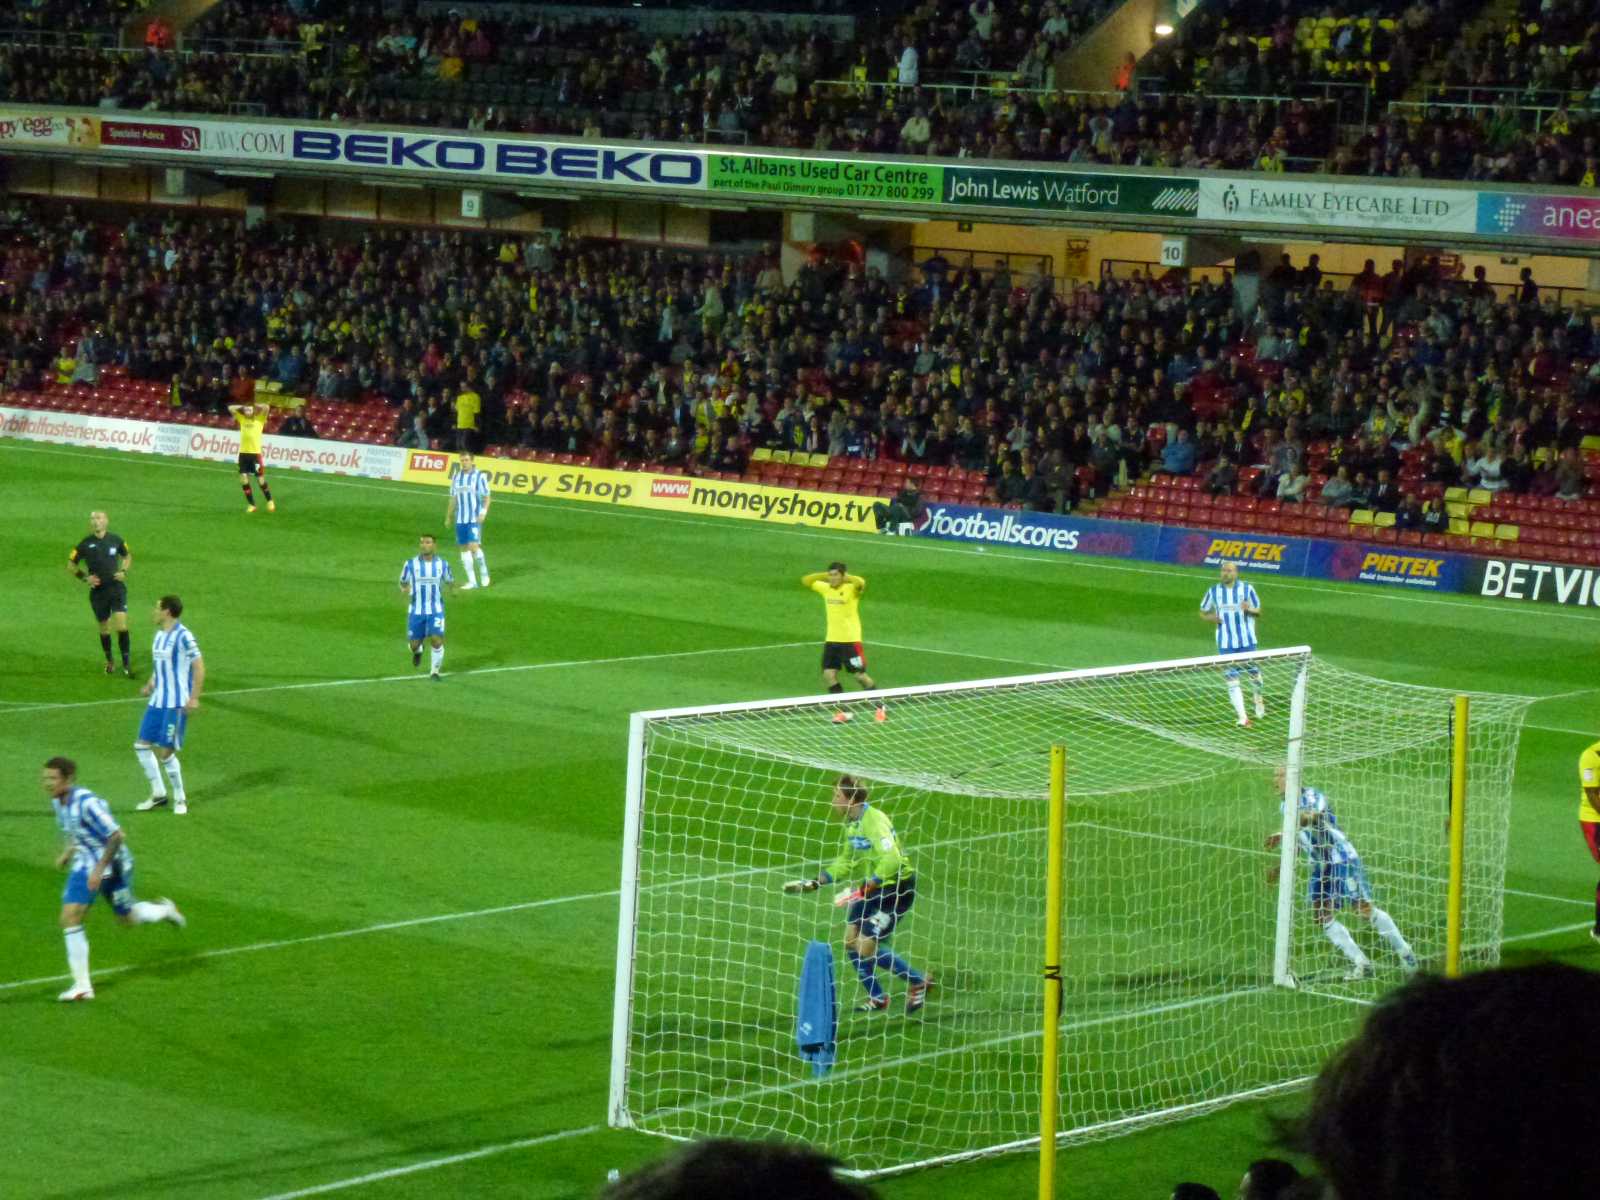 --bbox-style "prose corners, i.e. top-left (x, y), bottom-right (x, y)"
top-left (608, 648), bottom-right (1533, 1177)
